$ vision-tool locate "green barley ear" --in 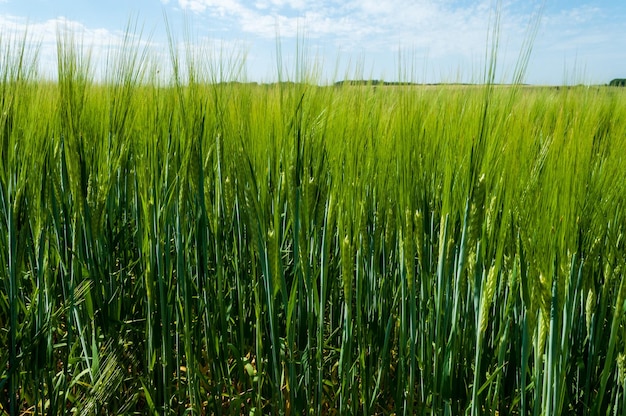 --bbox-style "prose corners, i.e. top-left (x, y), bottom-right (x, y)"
top-left (267, 227), bottom-right (280, 298)
top-left (537, 272), bottom-right (551, 354)
top-left (414, 210), bottom-right (424, 269)
top-left (485, 195), bottom-right (497, 238)
top-left (325, 192), bottom-right (335, 235)
top-left (188, 141), bottom-right (201, 195)
top-left (403, 208), bottom-right (415, 286)
top-left (618, 354), bottom-right (626, 385)
top-left (469, 173), bottom-right (486, 246)
top-left (86, 171), bottom-right (102, 234)
top-left (466, 173), bottom-right (486, 288)
top-left (384, 206), bottom-right (394, 250)
top-left (11, 181), bottom-right (24, 221)
top-left (86, 170), bottom-right (95, 208)
top-left (479, 264), bottom-right (498, 333)
top-left (223, 174), bottom-right (234, 220)
top-left (467, 251), bottom-right (477, 290)
top-left (446, 237), bottom-right (455, 269)
top-left (585, 288), bottom-right (595, 339)
top-left (314, 175), bottom-right (328, 231)
top-left (279, 170), bottom-right (287, 206)
top-left (178, 163), bottom-right (188, 211)
top-left (538, 272), bottom-right (551, 318)
top-left (288, 161), bottom-right (297, 215)
top-left (582, 237), bottom-right (600, 282)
